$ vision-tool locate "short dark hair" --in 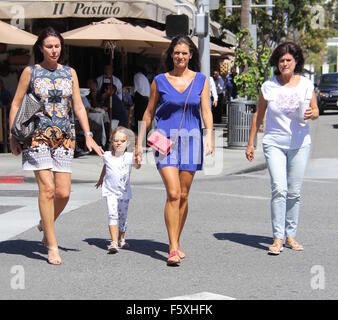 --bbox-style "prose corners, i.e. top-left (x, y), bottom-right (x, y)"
top-left (33, 27), bottom-right (65, 64)
top-left (162, 35), bottom-right (200, 72)
top-left (269, 42), bottom-right (304, 75)
top-left (101, 83), bottom-right (117, 94)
